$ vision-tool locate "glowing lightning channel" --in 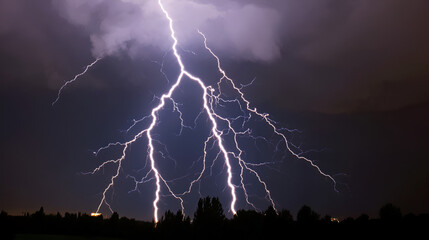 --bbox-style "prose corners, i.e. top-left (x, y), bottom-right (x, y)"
top-left (198, 31), bottom-right (338, 193)
top-left (86, 0), bottom-right (237, 223)
top-left (79, 0), bottom-right (338, 224)
top-left (52, 57), bottom-right (102, 106)
top-left (155, 0), bottom-right (237, 218)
